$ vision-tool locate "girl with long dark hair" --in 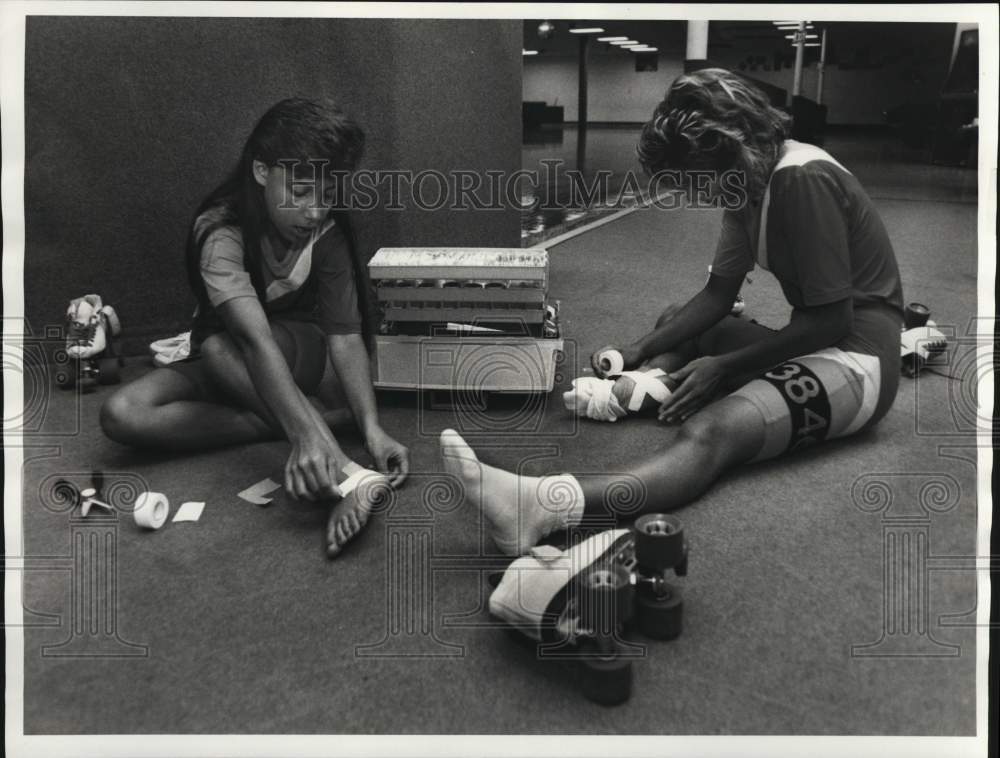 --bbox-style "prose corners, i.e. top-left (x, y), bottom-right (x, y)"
top-left (101, 98), bottom-right (409, 558)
